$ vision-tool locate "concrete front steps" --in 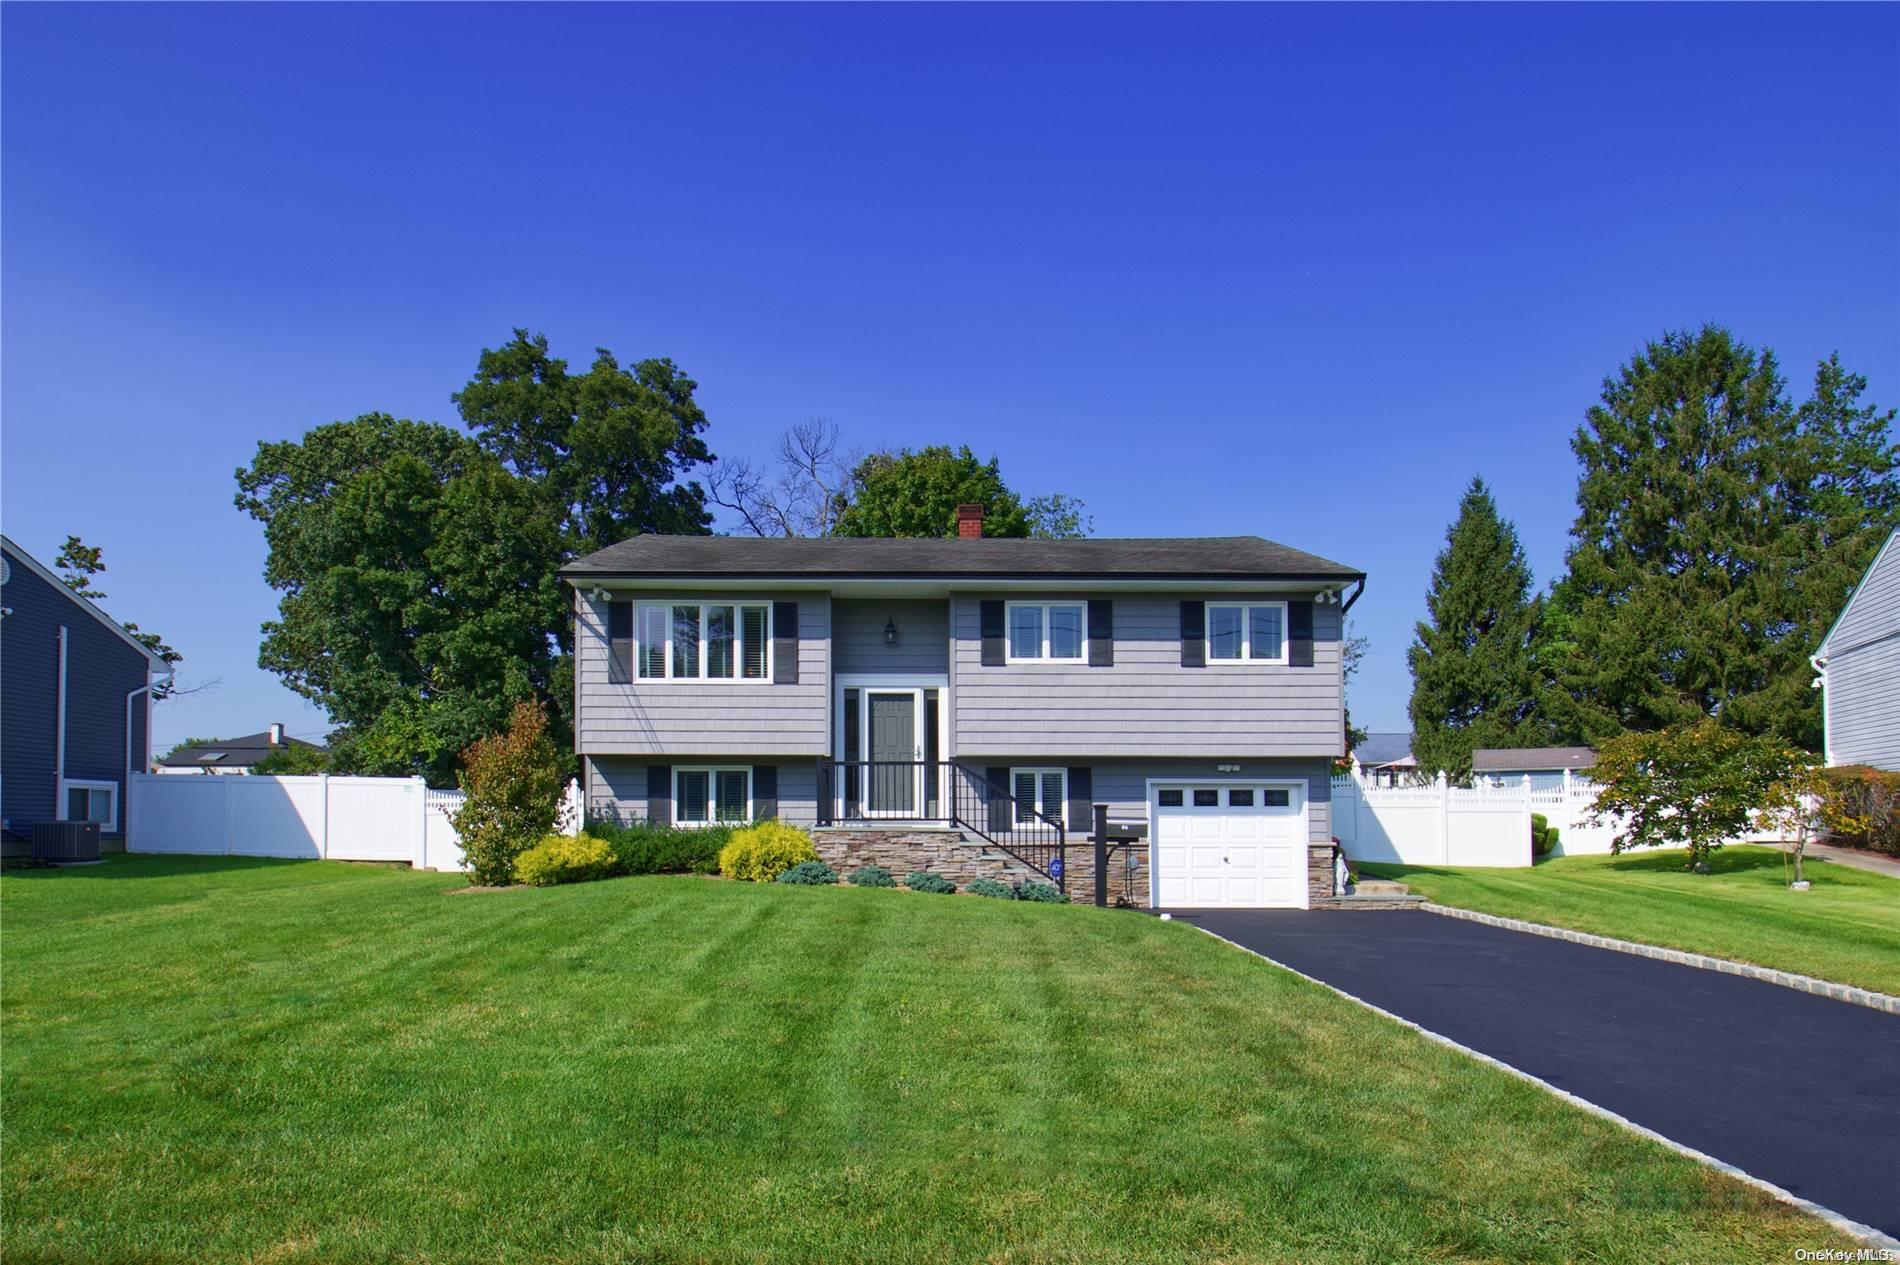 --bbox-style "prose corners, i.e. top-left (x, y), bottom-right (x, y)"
top-left (1314, 878), bottom-right (1426, 911)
